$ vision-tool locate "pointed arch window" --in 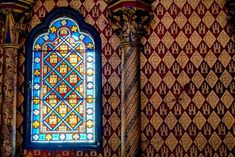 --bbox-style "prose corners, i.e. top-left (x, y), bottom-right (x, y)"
top-left (24, 8), bottom-right (102, 149)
